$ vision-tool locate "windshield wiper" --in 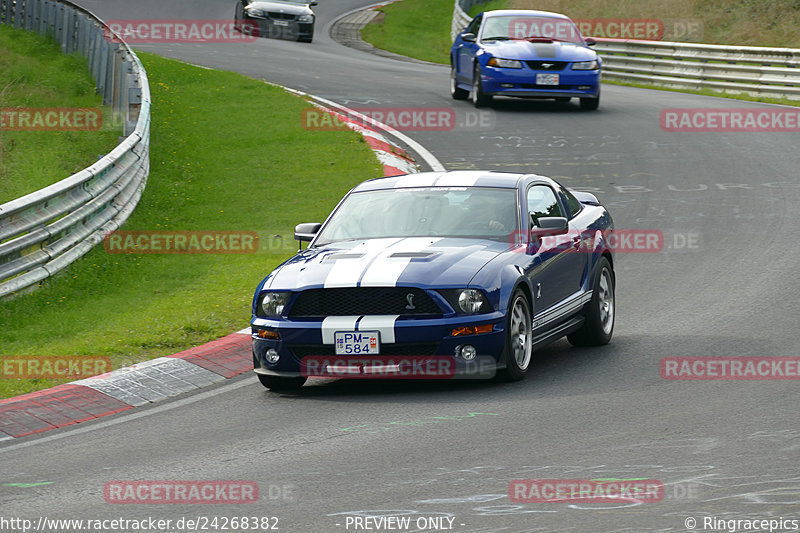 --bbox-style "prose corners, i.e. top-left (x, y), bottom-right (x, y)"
top-left (481, 35), bottom-right (512, 41)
